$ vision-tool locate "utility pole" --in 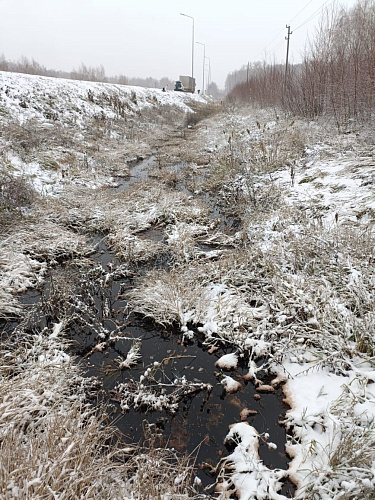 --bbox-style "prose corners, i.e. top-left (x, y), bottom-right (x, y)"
top-left (247, 61), bottom-right (249, 85)
top-left (284, 25), bottom-right (292, 89)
